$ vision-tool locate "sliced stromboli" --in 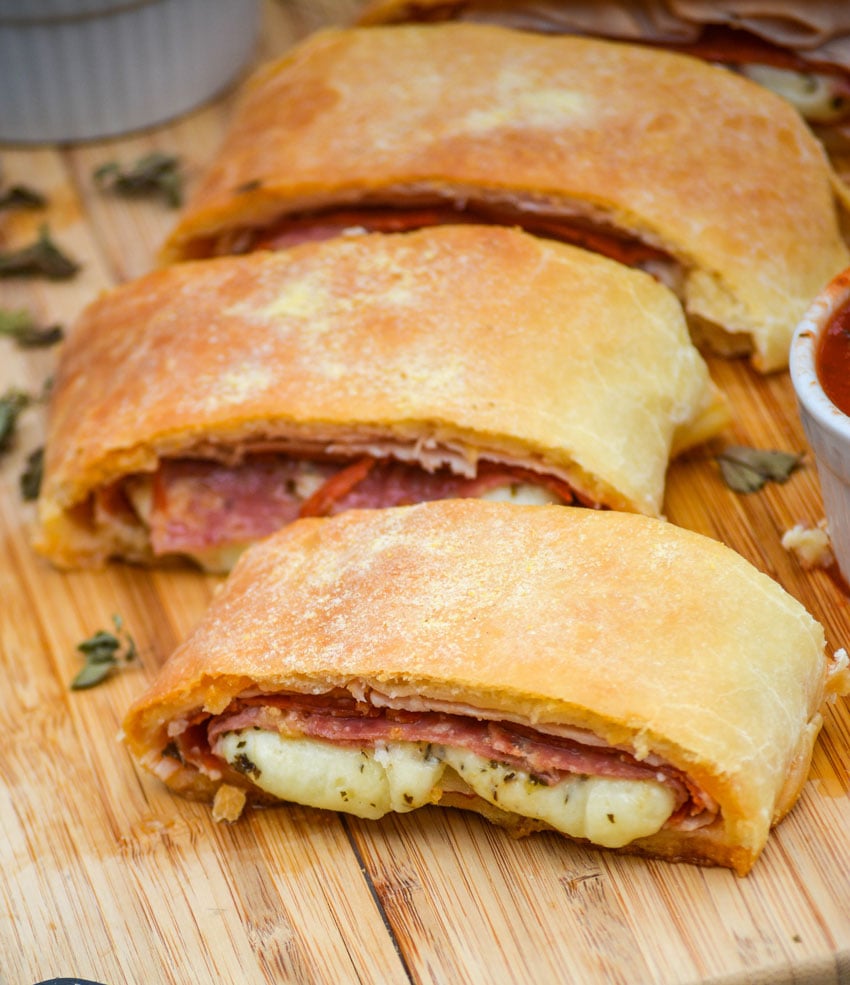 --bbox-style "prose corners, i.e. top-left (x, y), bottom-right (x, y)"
top-left (34, 225), bottom-right (728, 571)
top-left (353, 1), bottom-right (850, 186)
top-left (120, 500), bottom-right (850, 874)
top-left (157, 23), bottom-right (850, 372)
